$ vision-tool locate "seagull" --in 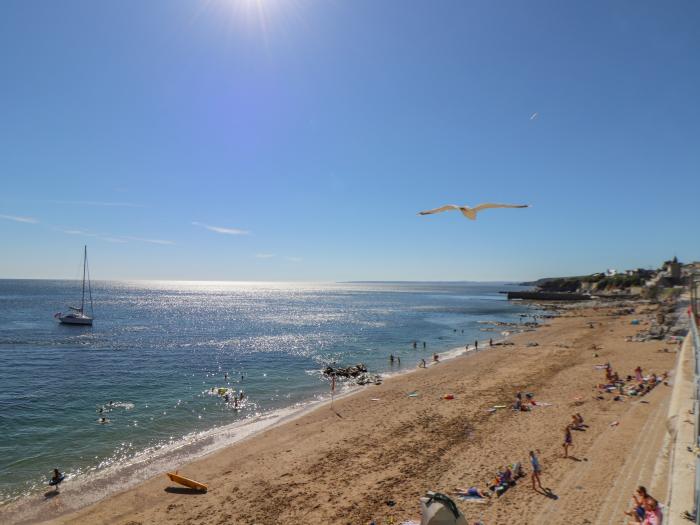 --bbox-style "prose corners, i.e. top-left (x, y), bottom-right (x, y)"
top-left (418, 203), bottom-right (530, 221)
